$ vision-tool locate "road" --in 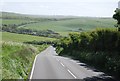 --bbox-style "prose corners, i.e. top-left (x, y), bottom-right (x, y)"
top-left (29, 46), bottom-right (116, 81)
